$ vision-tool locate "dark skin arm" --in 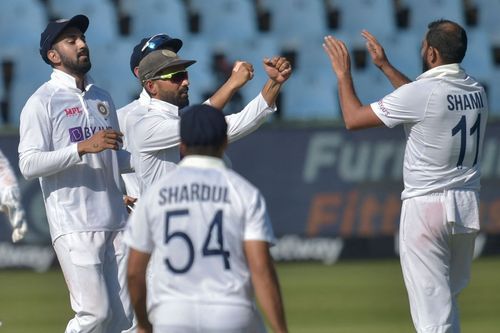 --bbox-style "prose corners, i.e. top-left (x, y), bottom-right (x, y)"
top-left (323, 35), bottom-right (384, 130)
